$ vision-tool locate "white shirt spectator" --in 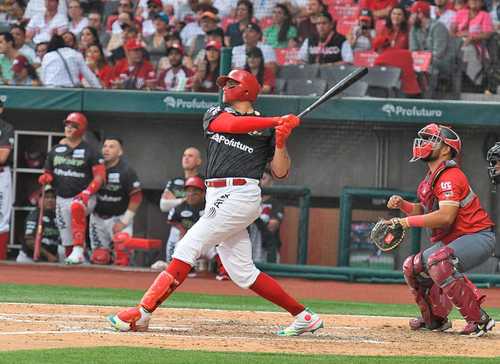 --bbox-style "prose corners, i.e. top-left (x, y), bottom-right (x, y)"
top-left (213, 0), bottom-right (237, 18)
top-left (41, 47), bottom-right (102, 88)
top-left (298, 38), bottom-right (353, 64)
top-left (232, 42), bottom-right (277, 67)
top-left (24, 0), bottom-right (67, 20)
top-left (162, 68), bottom-right (190, 91)
top-left (27, 13), bottom-right (68, 44)
top-left (180, 22), bottom-right (204, 47)
top-left (253, 0), bottom-right (277, 20)
top-left (69, 17), bottom-right (89, 37)
top-left (430, 7), bottom-right (456, 31)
